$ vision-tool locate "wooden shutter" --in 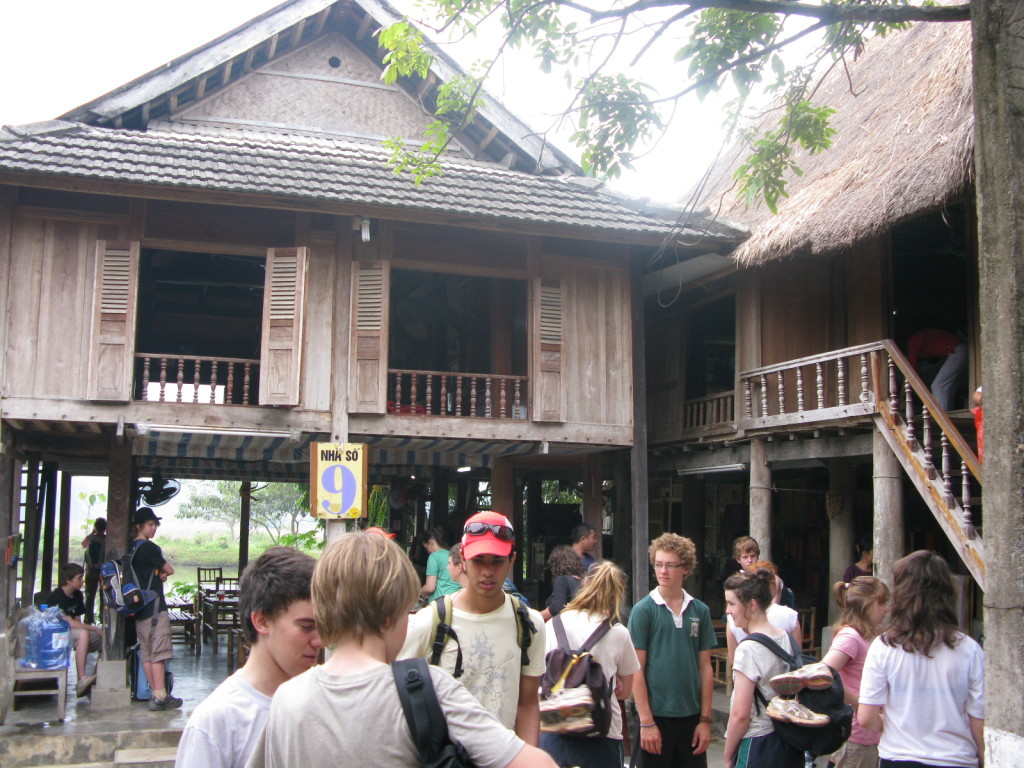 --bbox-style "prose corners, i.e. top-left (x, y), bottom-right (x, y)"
top-left (533, 277), bottom-right (566, 422)
top-left (349, 261), bottom-right (390, 413)
top-left (87, 240), bottom-right (140, 401)
top-left (259, 247), bottom-right (308, 406)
